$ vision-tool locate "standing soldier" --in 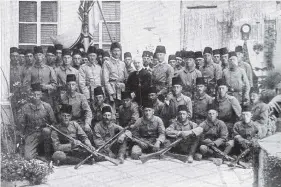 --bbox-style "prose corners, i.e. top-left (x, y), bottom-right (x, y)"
top-left (72, 49), bottom-right (82, 70)
top-left (102, 51), bottom-right (110, 63)
top-left (235, 46), bottom-right (253, 87)
top-left (56, 49), bottom-right (79, 87)
top-left (175, 51), bottom-right (183, 68)
top-left (54, 44), bottom-right (63, 67)
top-left (21, 49), bottom-right (35, 87)
top-left (61, 74), bottom-right (93, 140)
top-left (18, 48), bottom-right (26, 66)
top-left (118, 91), bottom-right (139, 128)
top-left (177, 51), bottom-right (202, 98)
top-left (79, 46), bottom-right (102, 101)
top-left (46, 46), bottom-right (57, 70)
top-left (193, 77), bottom-right (214, 125)
top-left (17, 83), bottom-right (56, 160)
top-left (124, 52), bottom-right (136, 75)
top-left (96, 49), bottom-right (104, 66)
top-left (152, 45), bottom-right (174, 96)
top-left (222, 51), bottom-right (250, 104)
top-left (10, 47), bottom-right (23, 92)
top-left (142, 51), bottom-right (152, 73)
top-left (168, 55), bottom-right (177, 71)
top-left (147, 86), bottom-right (165, 117)
top-left (220, 47), bottom-right (229, 70)
top-left (195, 51), bottom-right (204, 70)
top-left (200, 47), bottom-right (222, 82)
top-left (126, 56), bottom-right (151, 106)
top-left (103, 42), bottom-right (127, 109)
top-left (213, 49), bottom-right (221, 66)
